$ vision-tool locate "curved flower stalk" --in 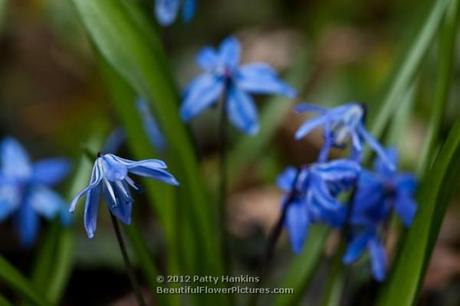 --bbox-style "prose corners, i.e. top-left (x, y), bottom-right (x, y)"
top-left (155, 0), bottom-right (195, 26)
top-left (181, 36), bottom-right (296, 135)
top-left (277, 160), bottom-right (361, 253)
top-left (295, 103), bottom-right (394, 169)
top-left (70, 153), bottom-right (179, 238)
top-left (0, 138), bottom-right (71, 246)
top-left (343, 148), bottom-right (417, 281)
